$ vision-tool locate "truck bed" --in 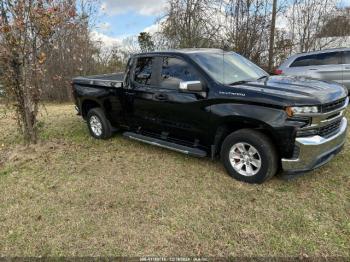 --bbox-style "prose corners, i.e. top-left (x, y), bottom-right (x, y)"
top-left (72, 73), bottom-right (125, 88)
